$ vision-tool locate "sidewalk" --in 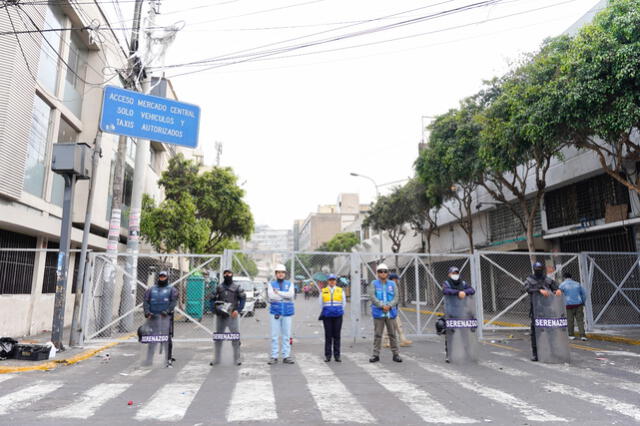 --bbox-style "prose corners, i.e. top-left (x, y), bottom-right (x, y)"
top-left (0, 329), bottom-right (121, 374)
